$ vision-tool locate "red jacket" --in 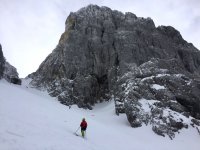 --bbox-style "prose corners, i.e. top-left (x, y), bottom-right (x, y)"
top-left (80, 120), bottom-right (87, 129)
